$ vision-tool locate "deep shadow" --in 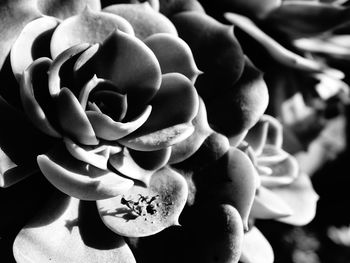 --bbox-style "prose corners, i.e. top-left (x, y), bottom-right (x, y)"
top-left (78, 200), bottom-right (125, 249)
top-left (0, 171), bottom-right (60, 233)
